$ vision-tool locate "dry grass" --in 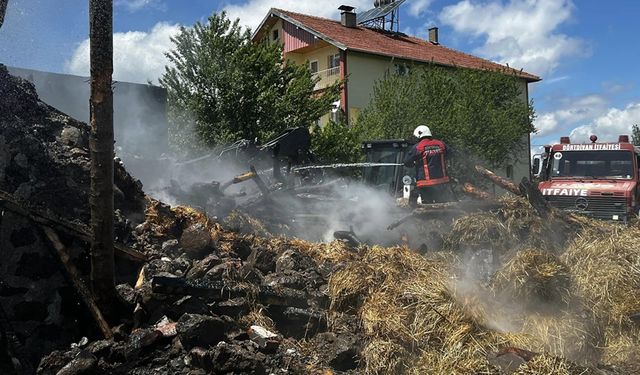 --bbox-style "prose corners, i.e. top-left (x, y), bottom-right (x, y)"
top-left (239, 307), bottom-right (276, 332)
top-left (325, 239), bottom-right (631, 374)
top-left (328, 246), bottom-right (520, 374)
top-left (512, 353), bottom-right (601, 375)
top-left (361, 340), bottom-right (408, 375)
top-left (515, 312), bottom-right (603, 363)
top-left (601, 326), bottom-right (640, 368)
top-left (562, 225), bottom-right (640, 326)
top-left (445, 212), bottom-right (513, 251)
top-left (491, 250), bottom-right (572, 310)
top-left (144, 198), bottom-right (213, 240)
